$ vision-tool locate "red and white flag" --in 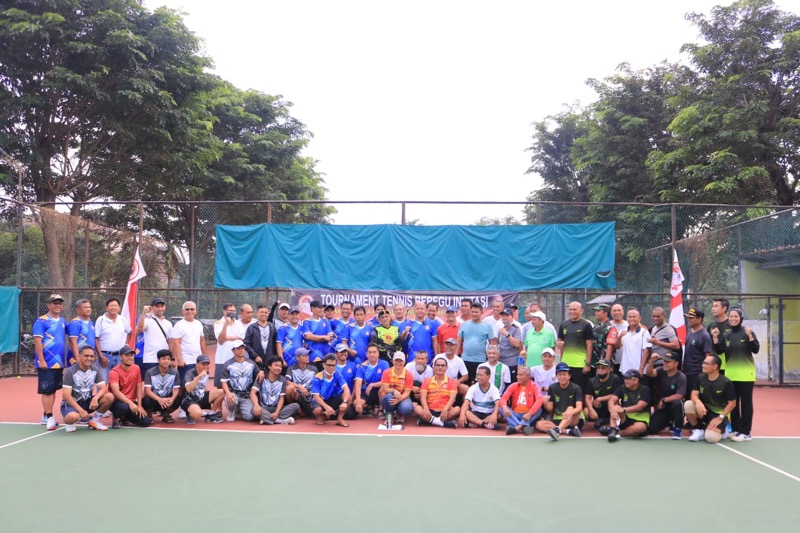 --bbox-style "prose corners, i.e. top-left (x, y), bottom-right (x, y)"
top-left (122, 246), bottom-right (147, 349)
top-left (668, 249), bottom-right (686, 345)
